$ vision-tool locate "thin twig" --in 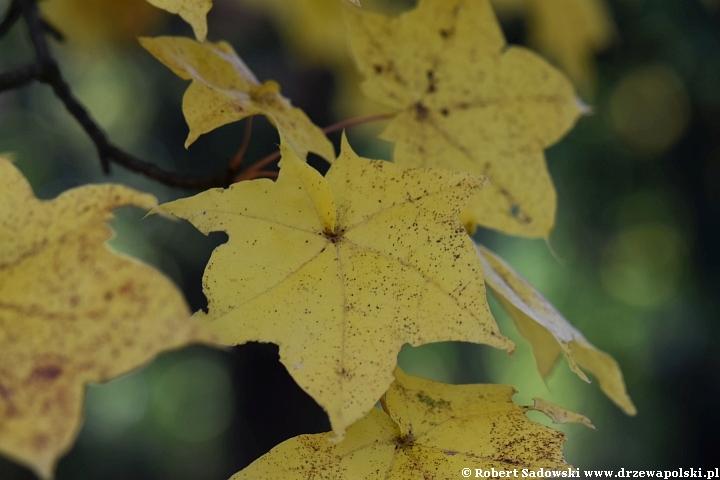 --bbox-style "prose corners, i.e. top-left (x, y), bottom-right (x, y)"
top-left (228, 117), bottom-right (253, 172)
top-left (0, 63), bottom-right (41, 91)
top-left (0, 0), bottom-right (234, 189)
top-left (39, 18), bottom-right (63, 42)
top-left (322, 112), bottom-right (395, 135)
top-left (0, 2), bottom-right (20, 38)
top-left (243, 170), bottom-right (278, 181)
top-left (234, 150), bottom-right (281, 182)
top-left (380, 396), bottom-right (391, 416)
top-left (233, 113), bottom-right (396, 183)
